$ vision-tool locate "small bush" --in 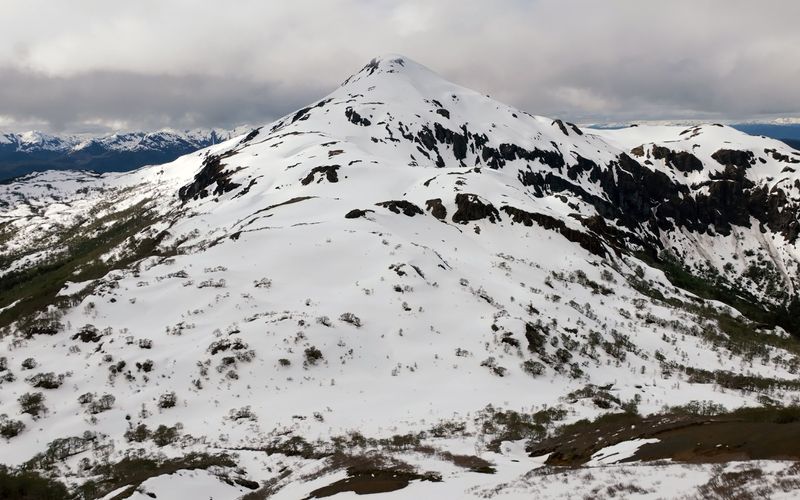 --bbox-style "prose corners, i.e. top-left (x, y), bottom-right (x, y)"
top-left (18, 392), bottom-right (46, 418)
top-left (152, 424), bottom-right (181, 447)
top-left (21, 358), bottom-right (37, 370)
top-left (521, 360), bottom-right (546, 377)
top-left (77, 392), bottom-right (94, 405)
top-left (124, 423), bottom-right (151, 443)
top-left (157, 392), bottom-right (177, 409)
top-left (253, 278), bottom-right (272, 288)
top-left (229, 406), bottom-right (257, 422)
top-left (87, 394), bottom-right (115, 415)
top-left (198, 279), bottom-right (226, 289)
top-left (0, 415), bottom-right (25, 439)
top-left (304, 347), bottom-right (323, 366)
top-left (278, 358), bottom-right (291, 367)
top-left (339, 312), bottom-right (362, 328)
top-left (72, 324), bottom-right (102, 343)
top-left (480, 357), bottom-right (507, 377)
top-left (135, 360), bottom-right (154, 372)
top-left (27, 372), bottom-right (63, 390)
